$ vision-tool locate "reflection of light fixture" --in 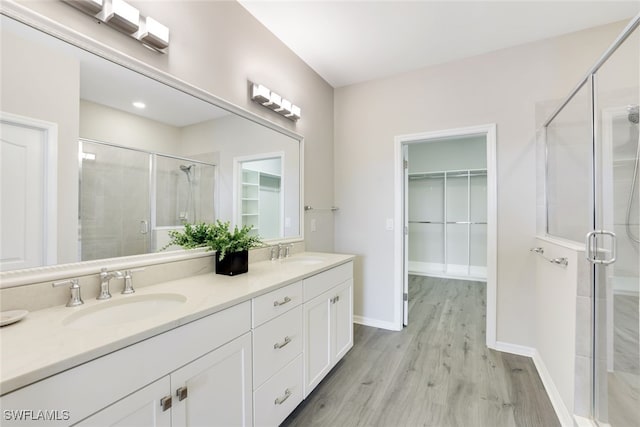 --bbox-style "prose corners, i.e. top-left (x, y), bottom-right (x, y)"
top-left (132, 101), bottom-right (146, 109)
top-left (139, 17), bottom-right (170, 50)
top-left (63, 0), bottom-right (170, 53)
top-left (106, 0), bottom-right (139, 33)
top-left (81, 152), bottom-right (97, 161)
top-left (250, 83), bottom-right (301, 122)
